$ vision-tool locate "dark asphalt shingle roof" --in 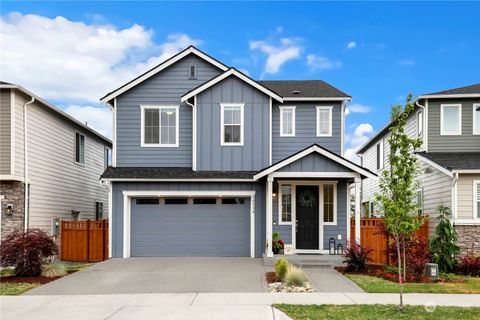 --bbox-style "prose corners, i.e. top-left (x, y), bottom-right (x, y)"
top-left (425, 83), bottom-right (480, 95)
top-left (258, 80), bottom-right (351, 98)
top-left (417, 152), bottom-right (480, 171)
top-left (102, 167), bottom-right (256, 180)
